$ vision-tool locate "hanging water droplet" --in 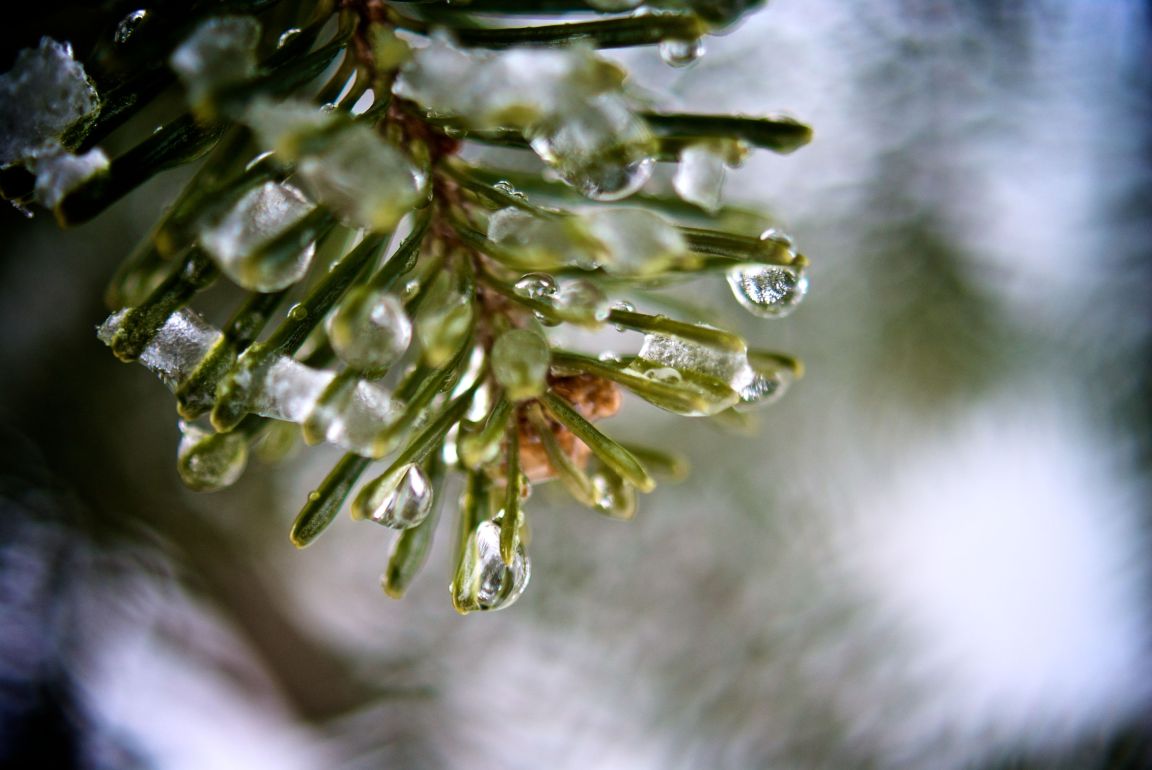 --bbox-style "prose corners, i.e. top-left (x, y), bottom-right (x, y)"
top-left (514, 273), bottom-right (558, 301)
top-left (451, 519), bottom-right (530, 614)
top-left (356, 463), bottom-right (434, 529)
top-left (326, 287), bottom-right (412, 371)
top-left (659, 37), bottom-right (704, 68)
top-left (725, 263), bottom-right (809, 318)
top-left (114, 10), bottom-right (150, 45)
top-left (176, 423), bottom-right (248, 492)
top-left (198, 181), bottom-right (317, 292)
top-left (591, 472), bottom-right (637, 519)
top-left (674, 142), bottom-right (727, 212)
top-left (277, 27), bottom-right (302, 49)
